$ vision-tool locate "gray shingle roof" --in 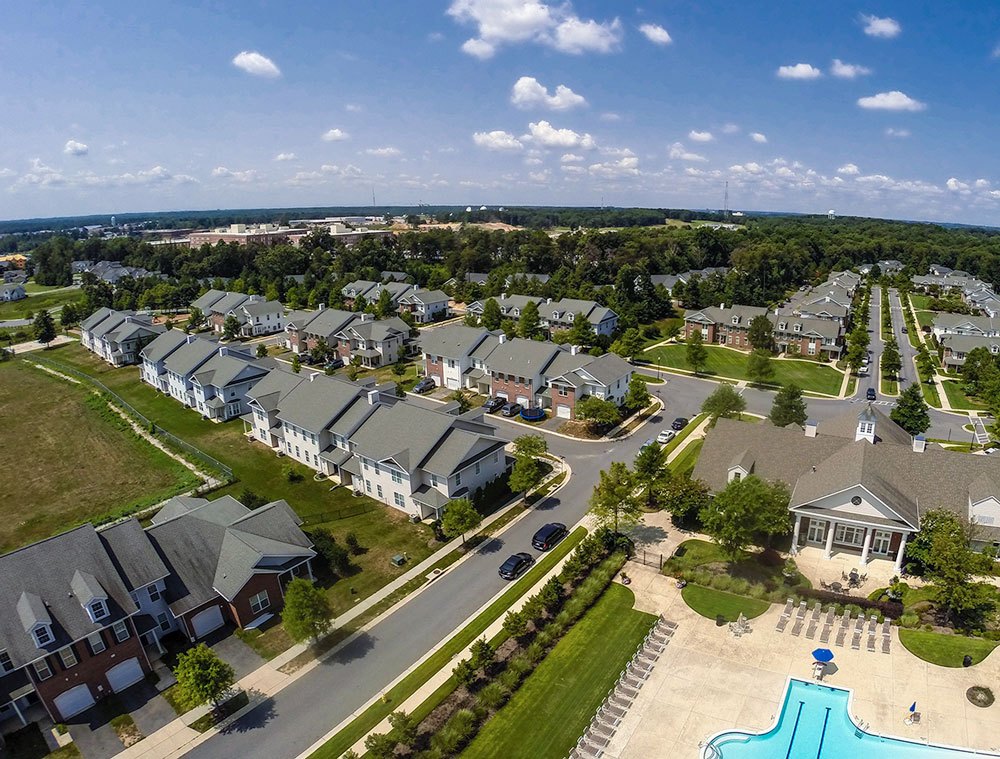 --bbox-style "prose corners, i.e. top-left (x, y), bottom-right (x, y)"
top-left (191, 353), bottom-right (269, 390)
top-left (684, 304), bottom-right (768, 325)
top-left (246, 368), bottom-right (306, 412)
top-left (164, 339), bottom-right (226, 377)
top-left (141, 329), bottom-right (196, 363)
top-left (483, 338), bottom-right (561, 378)
top-left (294, 308), bottom-right (359, 339)
top-left (239, 299), bottom-right (283, 317)
top-left (98, 518), bottom-right (169, 592)
top-left (417, 325), bottom-right (493, 358)
top-left (562, 352), bottom-right (632, 387)
top-left (208, 291), bottom-right (253, 315)
top-left (191, 289), bottom-right (228, 311)
top-left (401, 289), bottom-right (448, 305)
top-left (276, 374), bottom-right (370, 433)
